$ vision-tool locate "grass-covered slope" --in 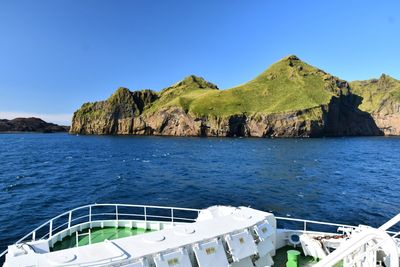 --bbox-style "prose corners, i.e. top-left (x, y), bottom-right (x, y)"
top-left (74, 87), bottom-right (158, 121)
top-left (144, 55), bottom-right (347, 117)
top-left (71, 55), bottom-right (385, 136)
top-left (145, 75), bottom-right (218, 114)
top-left (350, 74), bottom-right (400, 114)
